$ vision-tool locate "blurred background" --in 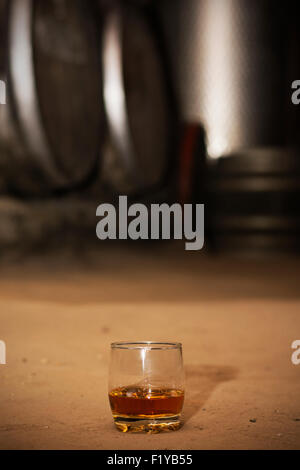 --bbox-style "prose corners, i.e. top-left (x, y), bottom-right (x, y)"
top-left (0, 0), bottom-right (299, 256)
top-left (1, 0), bottom-right (300, 451)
